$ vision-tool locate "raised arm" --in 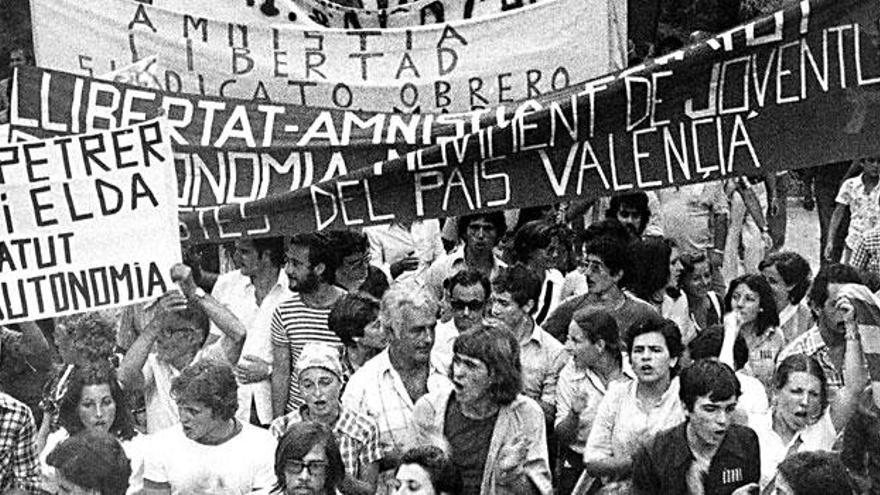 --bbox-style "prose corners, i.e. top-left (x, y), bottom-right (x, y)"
top-left (829, 295), bottom-right (867, 431)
